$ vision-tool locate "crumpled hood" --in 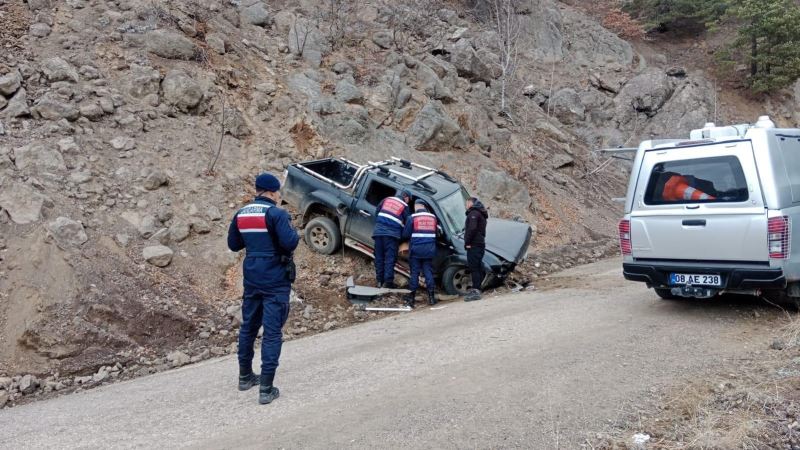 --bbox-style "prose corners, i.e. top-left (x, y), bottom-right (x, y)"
top-left (483, 219), bottom-right (532, 263)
